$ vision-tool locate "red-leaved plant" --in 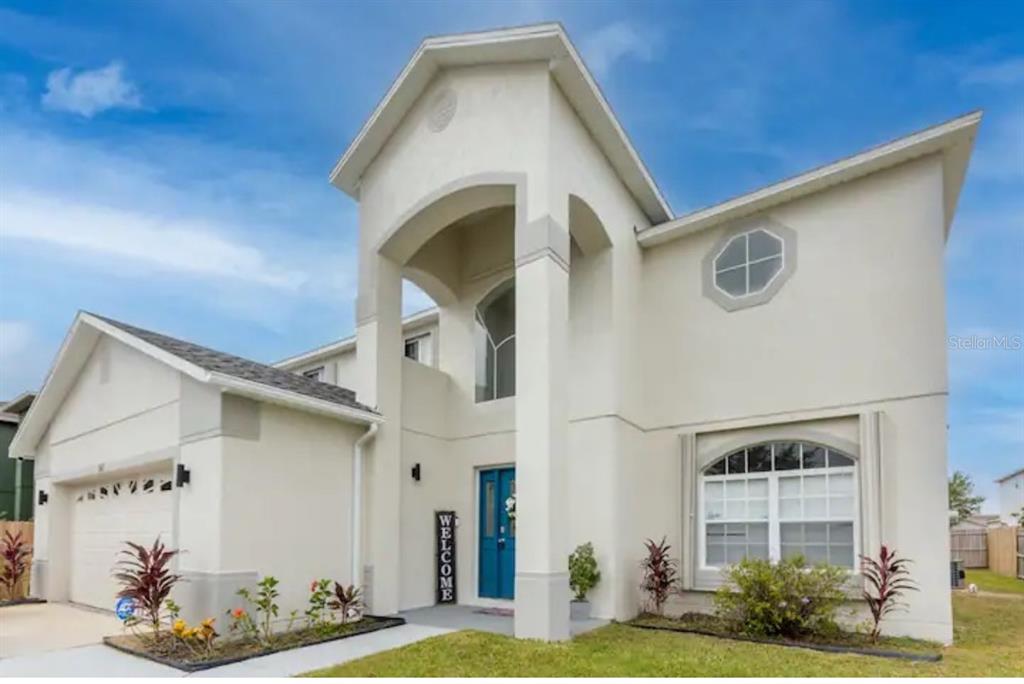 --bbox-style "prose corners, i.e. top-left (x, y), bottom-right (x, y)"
top-left (640, 537), bottom-right (678, 616)
top-left (860, 545), bottom-right (917, 642)
top-left (113, 539), bottom-right (181, 637)
top-left (329, 582), bottom-right (363, 624)
top-left (1, 530), bottom-right (31, 599)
